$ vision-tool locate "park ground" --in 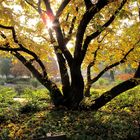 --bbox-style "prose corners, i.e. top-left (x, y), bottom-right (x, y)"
top-left (0, 78), bottom-right (140, 140)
